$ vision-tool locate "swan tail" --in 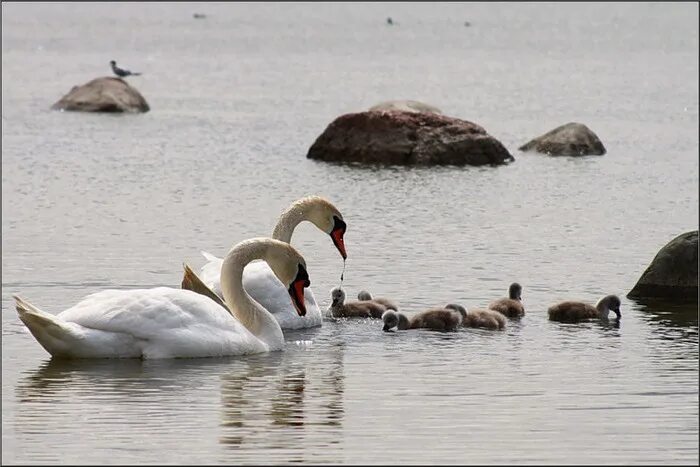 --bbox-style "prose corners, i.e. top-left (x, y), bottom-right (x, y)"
top-left (14, 295), bottom-right (83, 357)
top-left (201, 251), bottom-right (219, 262)
top-left (181, 263), bottom-right (230, 313)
